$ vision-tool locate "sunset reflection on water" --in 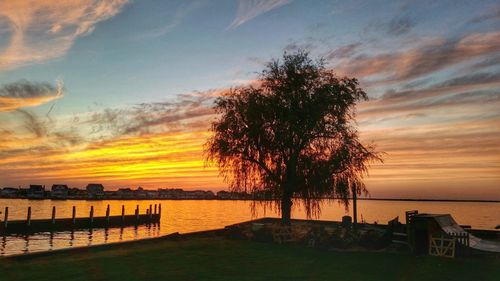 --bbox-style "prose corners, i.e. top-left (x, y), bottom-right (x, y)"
top-left (0, 199), bottom-right (498, 256)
